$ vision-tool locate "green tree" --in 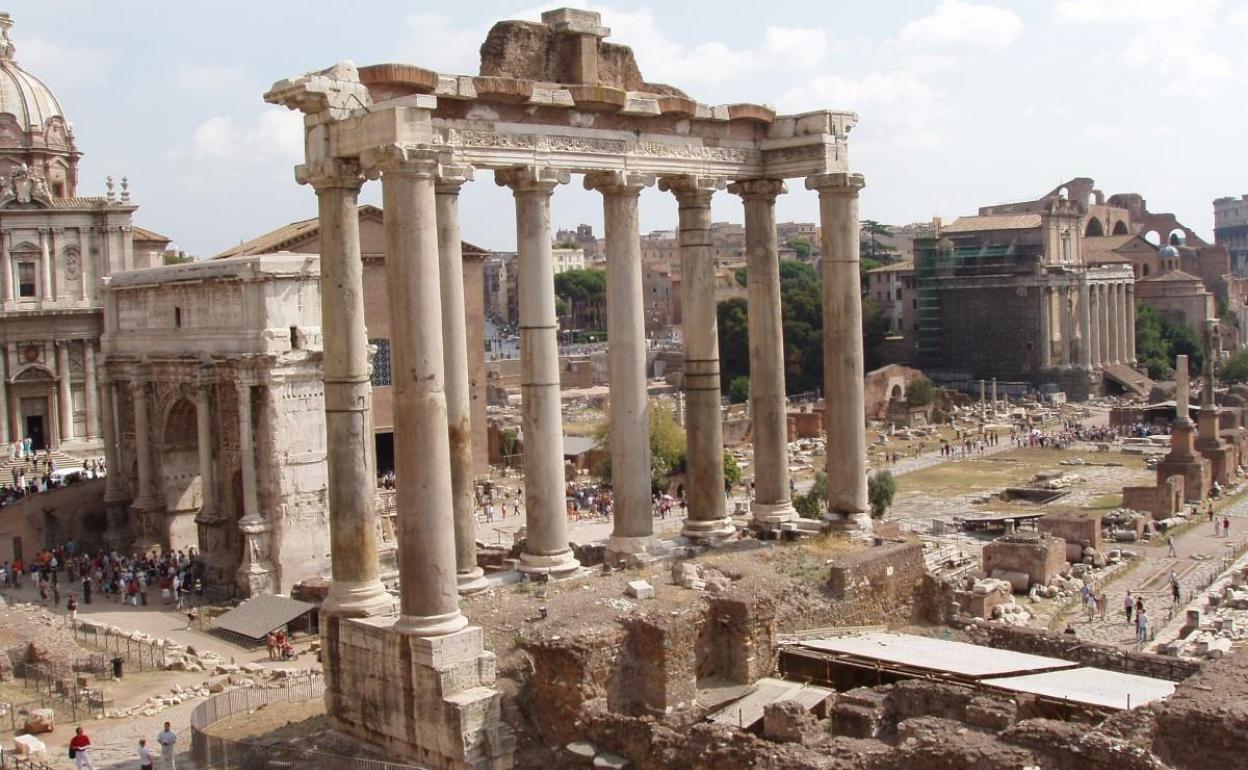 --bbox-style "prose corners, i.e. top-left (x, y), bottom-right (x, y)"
top-left (163, 252), bottom-right (194, 265)
top-left (868, 470), bottom-right (896, 519)
top-left (718, 262), bottom-right (889, 394)
top-left (1219, 347), bottom-right (1248, 383)
top-left (786, 237), bottom-right (813, 260)
top-left (794, 471), bottom-right (828, 520)
top-left (859, 257), bottom-right (883, 292)
top-left (723, 452), bottom-right (742, 488)
top-left (734, 266), bottom-right (748, 287)
top-left (593, 404), bottom-right (687, 492)
top-left (862, 298), bottom-right (891, 371)
top-left (905, 375), bottom-right (936, 407)
top-left (727, 376), bottom-right (750, 404)
top-left (1135, 304), bottom-right (1203, 379)
top-left (860, 220), bottom-right (897, 262)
